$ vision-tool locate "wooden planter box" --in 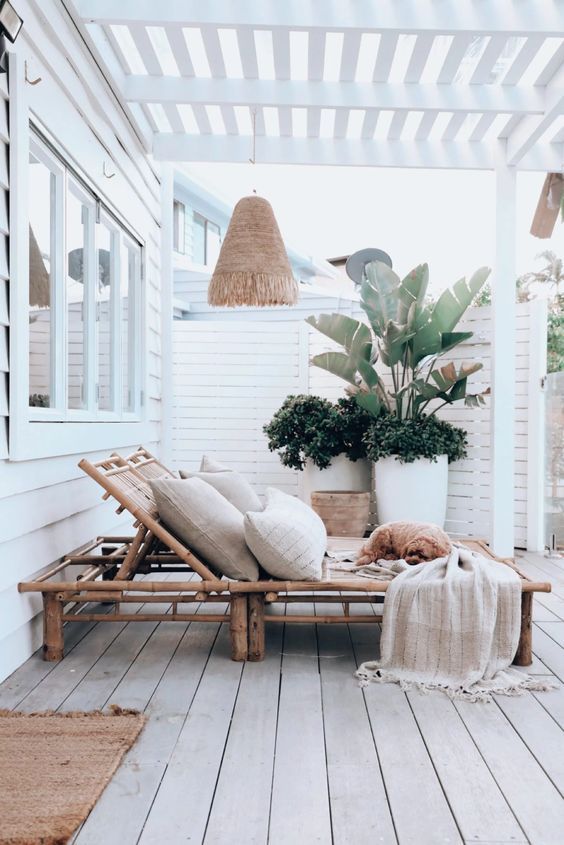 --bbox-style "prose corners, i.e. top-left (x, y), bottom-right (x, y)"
top-left (311, 491), bottom-right (371, 537)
